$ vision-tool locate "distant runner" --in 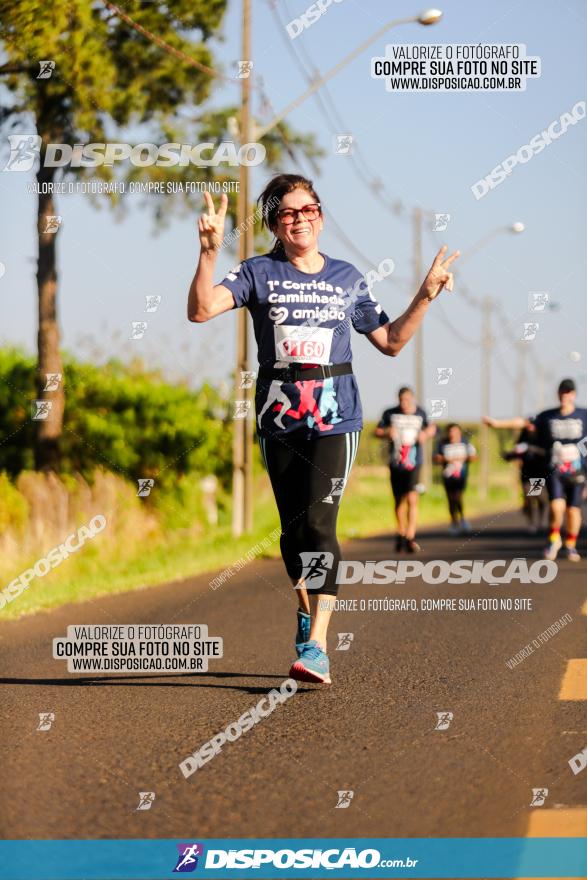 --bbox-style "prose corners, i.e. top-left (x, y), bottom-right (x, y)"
top-left (483, 415), bottom-right (548, 533)
top-left (188, 173), bottom-right (459, 684)
top-left (375, 387), bottom-right (436, 553)
top-left (434, 423), bottom-right (476, 535)
top-left (534, 379), bottom-right (587, 561)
